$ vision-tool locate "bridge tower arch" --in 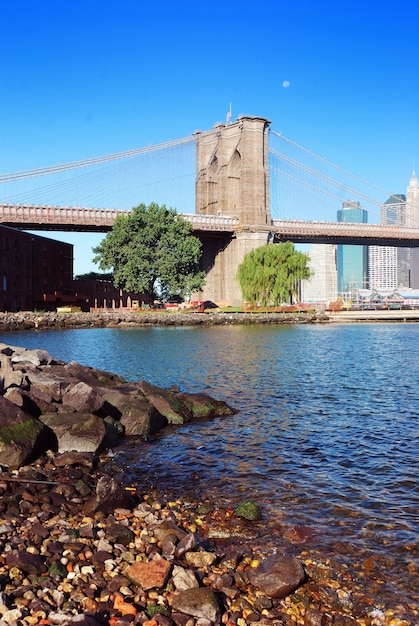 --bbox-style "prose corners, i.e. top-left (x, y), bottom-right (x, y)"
top-left (194, 115), bottom-right (272, 304)
top-left (195, 115), bottom-right (271, 225)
